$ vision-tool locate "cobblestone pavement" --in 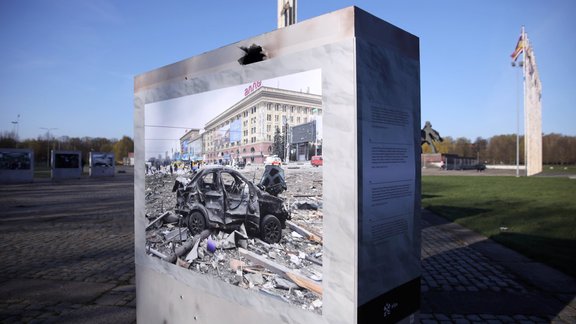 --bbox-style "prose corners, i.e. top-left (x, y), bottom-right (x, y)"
top-left (420, 210), bottom-right (576, 323)
top-left (0, 170), bottom-right (135, 323)
top-left (1, 170), bottom-right (574, 323)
